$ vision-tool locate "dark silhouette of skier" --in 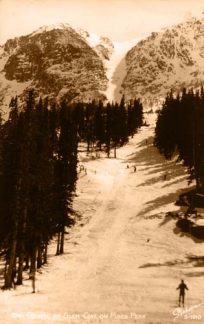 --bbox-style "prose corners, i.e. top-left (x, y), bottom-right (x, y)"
top-left (79, 164), bottom-right (84, 172)
top-left (177, 279), bottom-right (188, 306)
